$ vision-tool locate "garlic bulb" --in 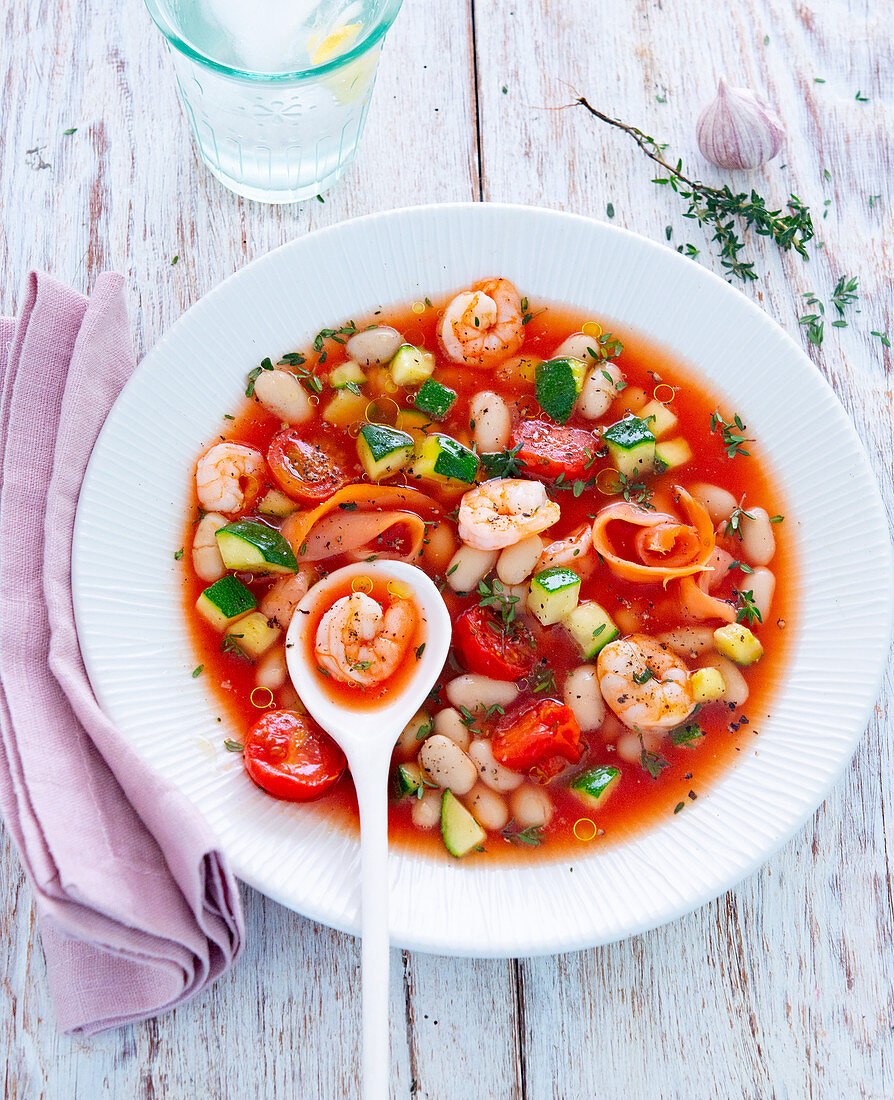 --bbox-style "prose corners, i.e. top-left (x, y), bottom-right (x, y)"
top-left (696, 77), bottom-right (785, 170)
